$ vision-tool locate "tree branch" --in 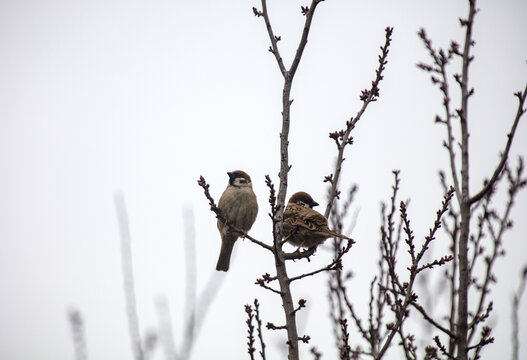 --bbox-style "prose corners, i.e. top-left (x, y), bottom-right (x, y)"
top-left (469, 82), bottom-right (527, 204)
top-left (324, 27), bottom-right (393, 218)
top-left (417, 30), bottom-right (462, 202)
top-left (253, 3), bottom-right (326, 359)
top-left (410, 302), bottom-right (456, 338)
top-left (288, 0), bottom-right (323, 79)
top-left (257, 1), bottom-right (287, 76)
top-left (288, 240), bottom-right (353, 282)
top-left (456, 2), bottom-right (478, 358)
